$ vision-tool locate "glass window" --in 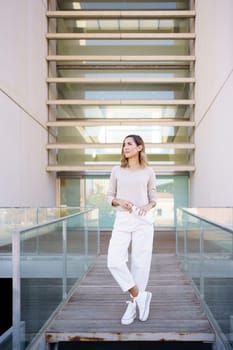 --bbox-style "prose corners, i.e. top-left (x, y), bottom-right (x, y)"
top-left (48, 0), bottom-right (194, 207)
top-left (57, 18), bottom-right (190, 34)
top-left (56, 105), bottom-right (192, 120)
top-left (56, 82), bottom-right (190, 100)
top-left (57, 39), bottom-right (190, 56)
top-left (57, 1), bottom-right (190, 11)
top-left (57, 68), bottom-right (190, 78)
top-left (59, 175), bottom-right (189, 229)
top-left (57, 125), bottom-right (191, 143)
